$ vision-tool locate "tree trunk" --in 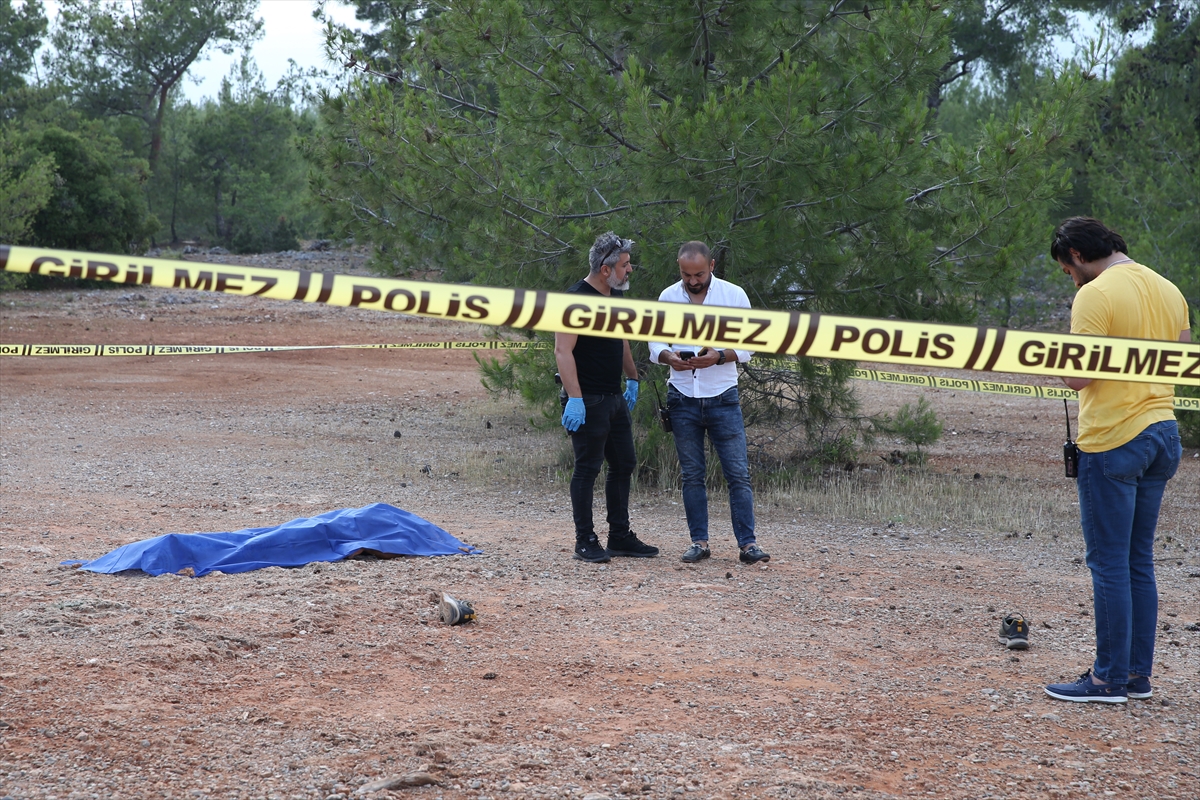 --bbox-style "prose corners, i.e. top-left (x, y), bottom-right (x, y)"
top-left (214, 176), bottom-right (226, 243)
top-left (149, 84), bottom-right (170, 175)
